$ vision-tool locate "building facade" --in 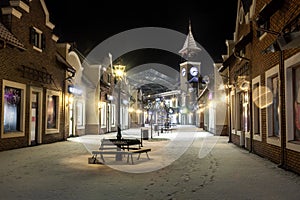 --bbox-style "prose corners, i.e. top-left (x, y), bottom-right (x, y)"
top-left (0, 0), bottom-right (73, 150)
top-left (222, 0), bottom-right (300, 174)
